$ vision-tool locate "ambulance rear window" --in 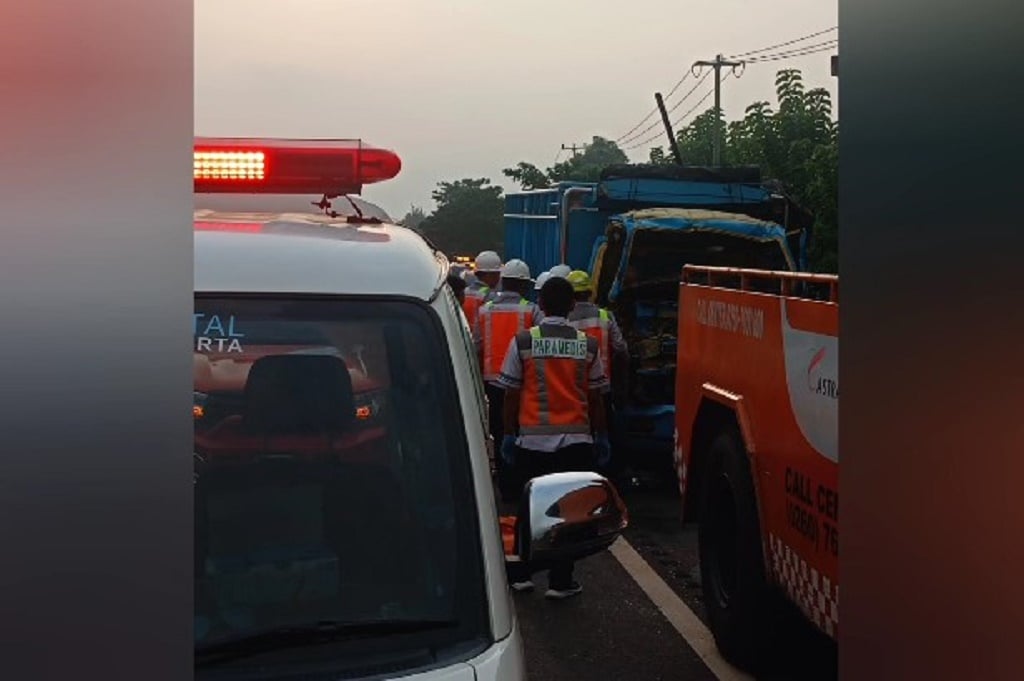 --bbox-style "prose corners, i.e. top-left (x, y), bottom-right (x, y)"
top-left (193, 295), bottom-right (488, 670)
